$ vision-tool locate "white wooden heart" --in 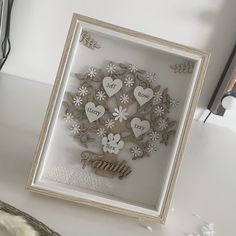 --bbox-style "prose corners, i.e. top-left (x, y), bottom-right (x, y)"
top-left (85, 102), bottom-right (105, 123)
top-left (103, 76), bottom-right (123, 97)
top-left (134, 86), bottom-right (153, 106)
top-left (131, 117), bottom-right (150, 138)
